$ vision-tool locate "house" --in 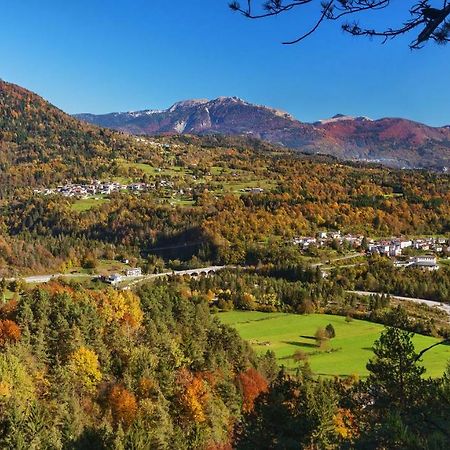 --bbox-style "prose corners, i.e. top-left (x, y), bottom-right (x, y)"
top-left (400, 240), bottom-right (412, 249)
top-left (328, 231), bottom-right (341, 240)
top-left (378, 243), bottom-right (391, 254)
top-left (105, 274), bottom-right (123, 285)
top-left (343, 234), bottom-right (363, 247)
top-left (413, 256), bottom-right (439, 271)
top-left (293, 237), bottom-right (317, 249)
top-left (394, 260), bottom-right (414, 268)
top-left (389, 245), bottom-right (402, 257)
top-left (126, 268), bottom-right (142, 277)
